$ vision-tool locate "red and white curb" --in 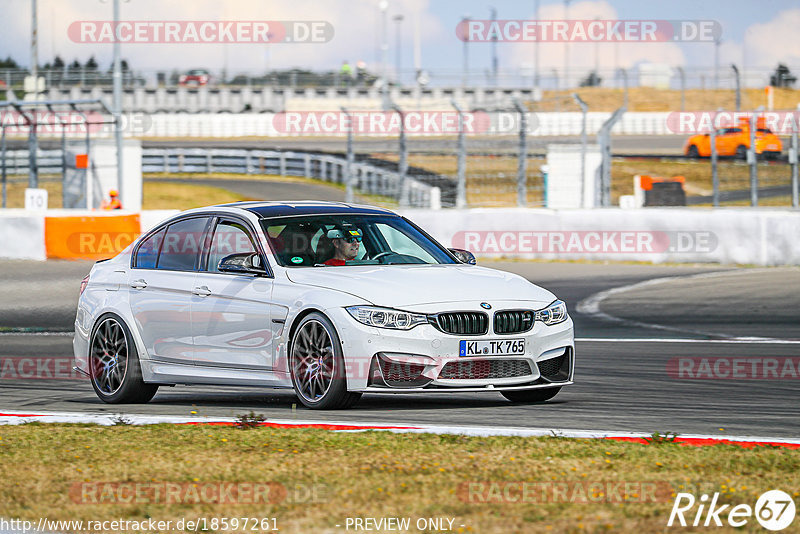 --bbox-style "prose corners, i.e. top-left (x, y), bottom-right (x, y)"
top-left (1, 410), bottom-right (798, 449)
